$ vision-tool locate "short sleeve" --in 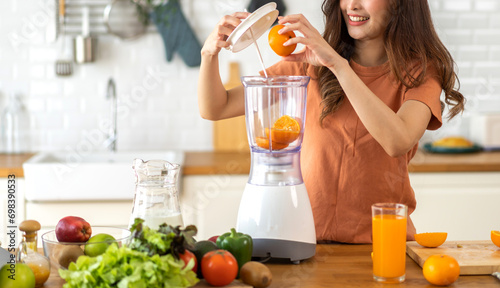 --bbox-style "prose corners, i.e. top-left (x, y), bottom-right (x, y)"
top-left (404, 66), bottom-right (443, 130)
